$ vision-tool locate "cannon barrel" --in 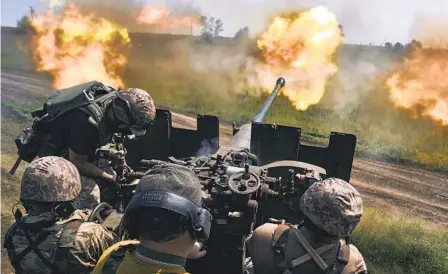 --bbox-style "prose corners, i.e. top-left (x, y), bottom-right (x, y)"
top-left (226, 77), bottom-right (286, 150)
top-left (252, 77), bottom-right (286, 122)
